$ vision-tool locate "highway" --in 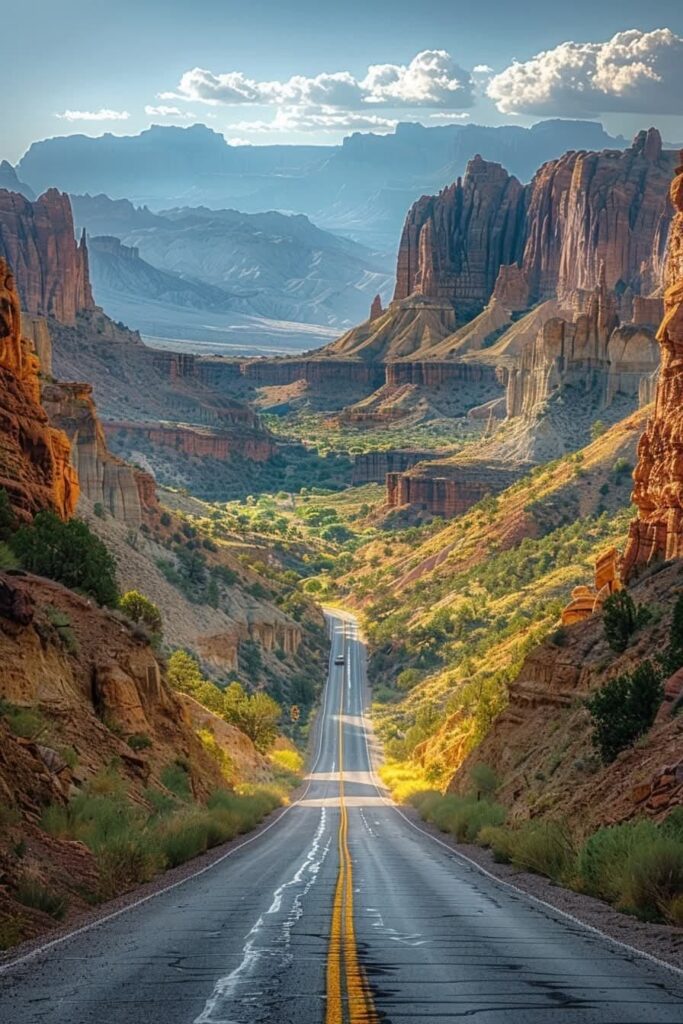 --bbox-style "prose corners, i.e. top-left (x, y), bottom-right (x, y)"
top-left (0, 609), bottom-right (682, 1023)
